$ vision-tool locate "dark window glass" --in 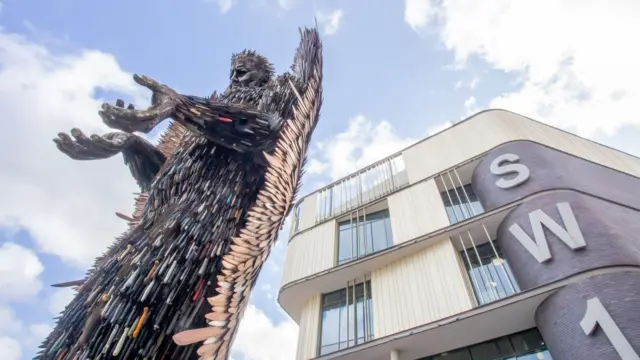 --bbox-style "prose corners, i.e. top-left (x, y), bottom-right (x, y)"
top-left (441, 184), bottom-right (484, 224)
top-left (432, 349), bottom-right (472, 360)
top-left (319, 281), bottom-right (373, 356)
top-left (511, 329), bottom-right (546, 354)
top-left (469, 342), bottom-right (500, 360)
top-left (461, 241), bottom-right (520, 305)
top-left (418, 329), bottom-right (551, 360)
top-left (293, 204), bottom-right (301, 233)
top-left (337, 210), bottom-right (393, 265)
